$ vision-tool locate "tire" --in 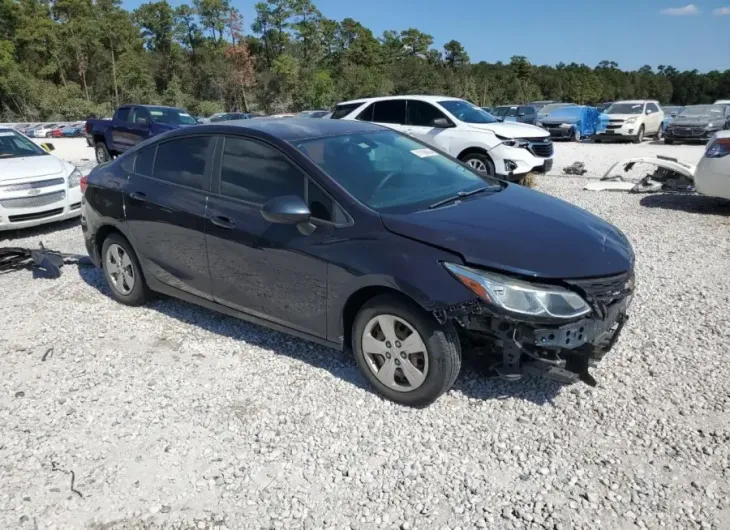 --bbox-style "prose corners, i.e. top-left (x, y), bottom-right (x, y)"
top-left (352, 294), bottom-right (461, 408)
top-left (664, 138), bottom-right (674, 145)
top-left (655, 127), bottom-right (663, 141)
top-left (101, 233), bottom-right (150, 306)
top-left (572, 128), bottom-right (582, 142)
top-left (460, 152), bottom-right (496, 178)
top-left (95, 141), bottom-right (112, 164)
top-left (633, 125), bottom-right (645, 144)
